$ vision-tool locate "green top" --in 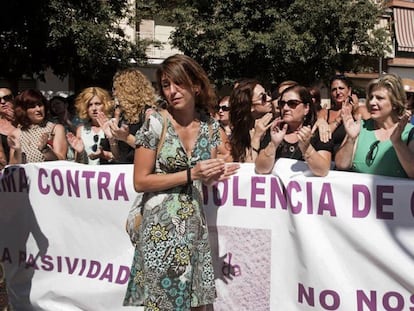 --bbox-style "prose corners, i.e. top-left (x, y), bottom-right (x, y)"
top-left (352, 119), bottom-right (413, 178)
